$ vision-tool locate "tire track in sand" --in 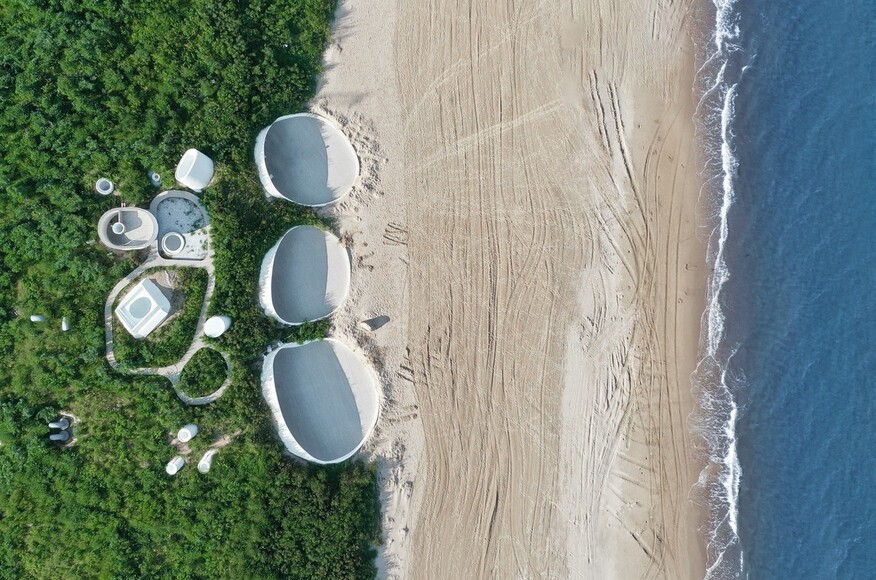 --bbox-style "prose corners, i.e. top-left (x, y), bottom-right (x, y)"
top-left (392, 0), bottom-right (706, 577)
